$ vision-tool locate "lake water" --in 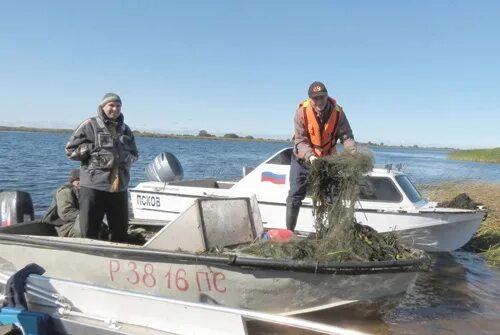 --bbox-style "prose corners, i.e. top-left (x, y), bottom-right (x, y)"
top-left (1, 131), bottom-right (499, 335)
